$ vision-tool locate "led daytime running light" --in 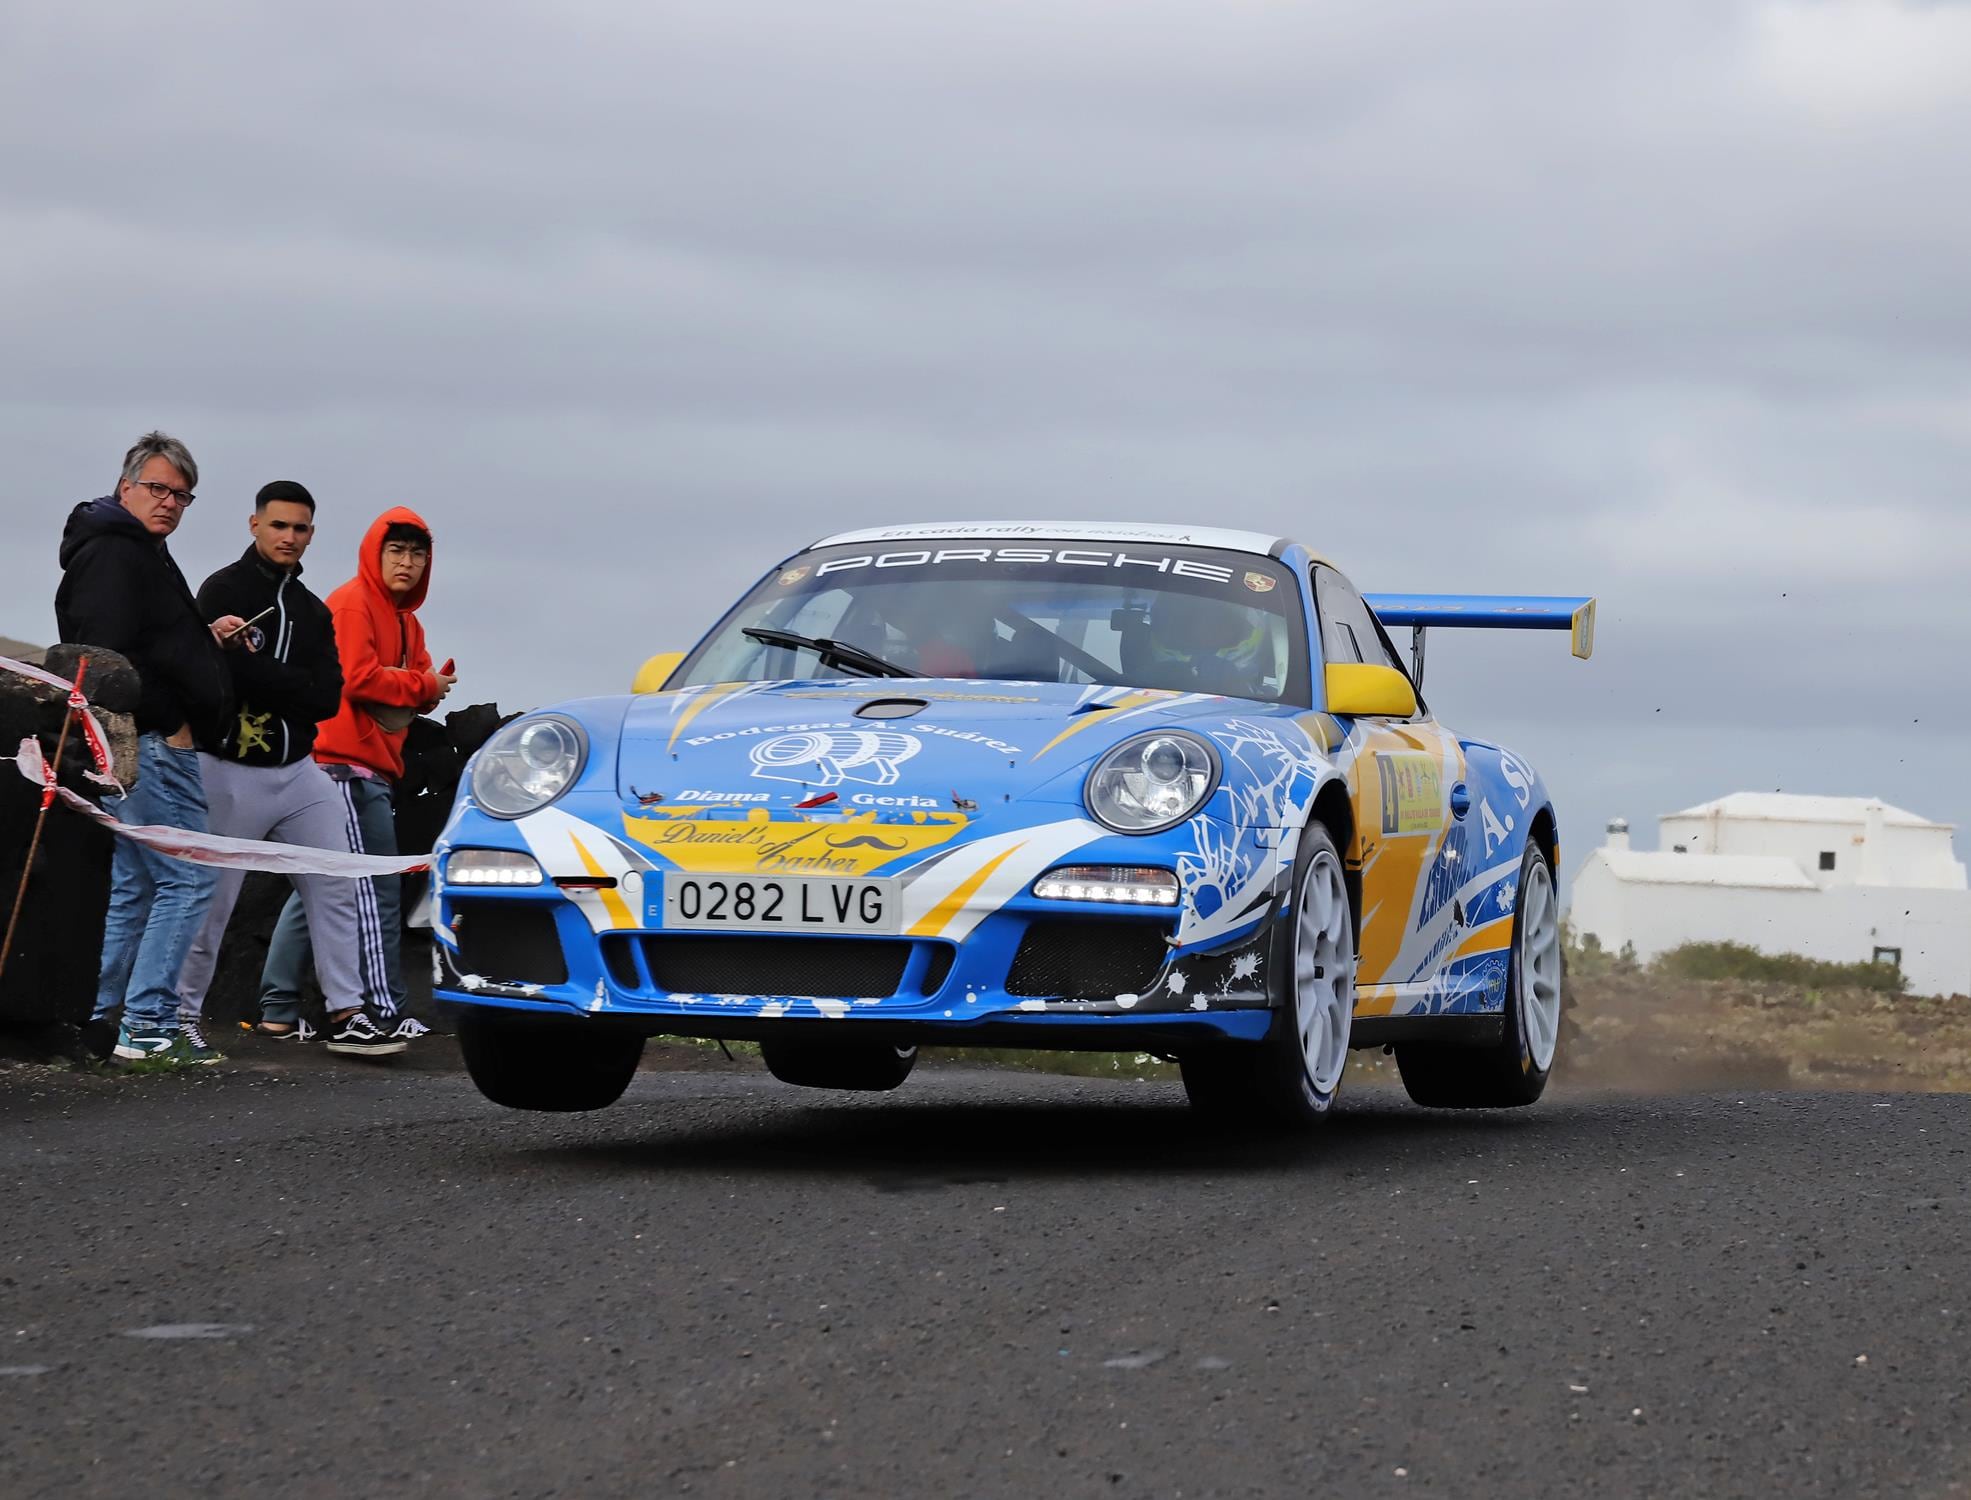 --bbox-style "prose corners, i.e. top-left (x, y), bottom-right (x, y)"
top-left (446, 850), bottom-right (545, 886)
top-left (1033, 866), bottom-right (1180, 906)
